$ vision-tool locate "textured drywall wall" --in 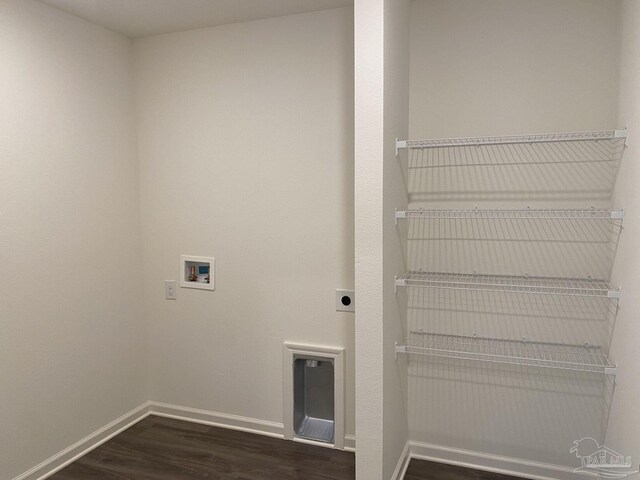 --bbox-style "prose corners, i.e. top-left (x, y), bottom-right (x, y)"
top-left (354, 0), bottom-right (385, 476)
top-left (134, 7), bottom-right (355, 439)
top-left (407, 0), bottom-right (622, 468)
top-left (355, 0), bottom-right (410, 477)
top-left (606, 0), bottom-right (640, 472)
top-left (410, 0), bottom-right (620, 140)
top-left (0, 1), bottom-right (146, 478)
top-left (382, 0), bottom-right (410, 478)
